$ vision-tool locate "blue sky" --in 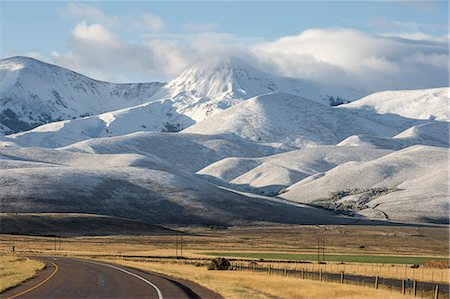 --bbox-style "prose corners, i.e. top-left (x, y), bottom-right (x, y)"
top-left (2, 1), bottom-right (447, 54)
top-left (0, 1), bottom-right (448, 90)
